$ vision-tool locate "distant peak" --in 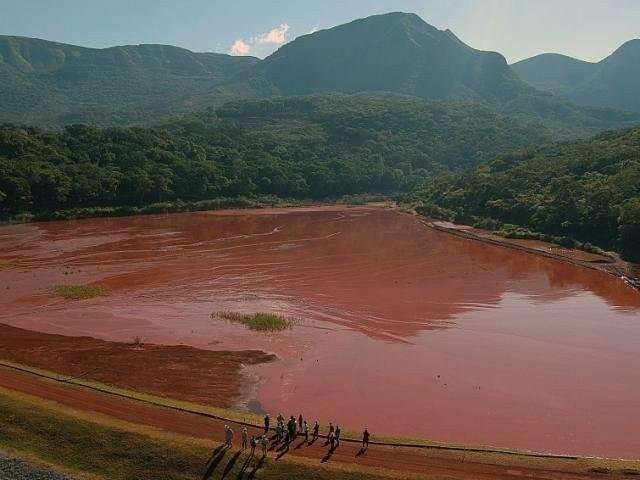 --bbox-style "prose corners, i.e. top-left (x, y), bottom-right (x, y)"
top-left (613, 38), bottom-right (640, 54)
